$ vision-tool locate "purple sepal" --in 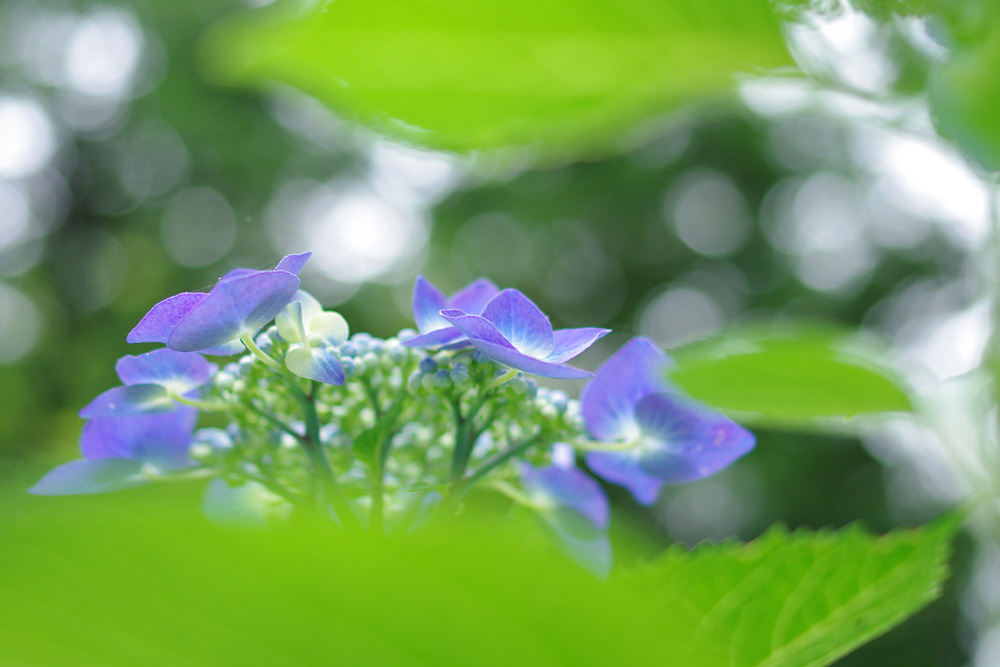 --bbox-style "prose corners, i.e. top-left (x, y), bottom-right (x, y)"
top-left (466, 339), bottom-right (592, 379)
top-left (521, 463), bottom-right (609, 529)
top-left (167, 272), bottom-right (300, 352)
top-left (581, 337), bottom-right (671, 441)
top-left (79, 384), bottom-right (174, 419)
top-left (546, 511), bottom-right (613, 578)
top-left (411, 276), bottom-right (499, 336)
top-left (115, 349), bottom-right (213, 390)
top-left (402, 326), bottom-right (466, 349)
top-left (275, 252), bottom-right (312, 276)
top-left (127, 292), bottom-right (207, 344)
top-left (80, 407), bottom-right (197, 468)
top-left (440, 312), bottom-right (516, 349)
top-left (480, 289), bottom-right (554, 357)
top-left (585, 450), bottom-right (663, 505)
top-left (28, 458), bottom-right (147, 496)
top-left (634, 393), bottom-right (755, 483)
top-left (547, 328), bottom-right (611, 364)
